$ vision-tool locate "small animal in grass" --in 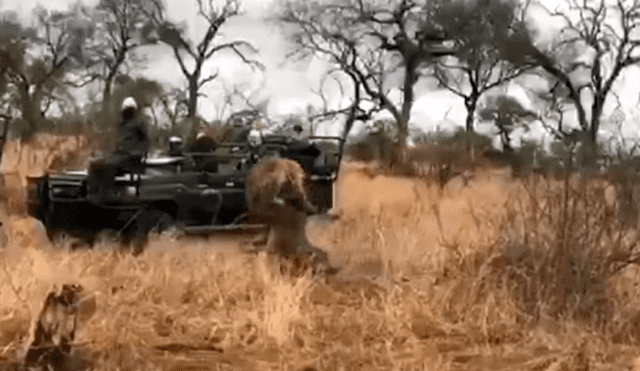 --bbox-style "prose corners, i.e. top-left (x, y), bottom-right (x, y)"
top-left (24, 284), bottom-right (83, 371)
